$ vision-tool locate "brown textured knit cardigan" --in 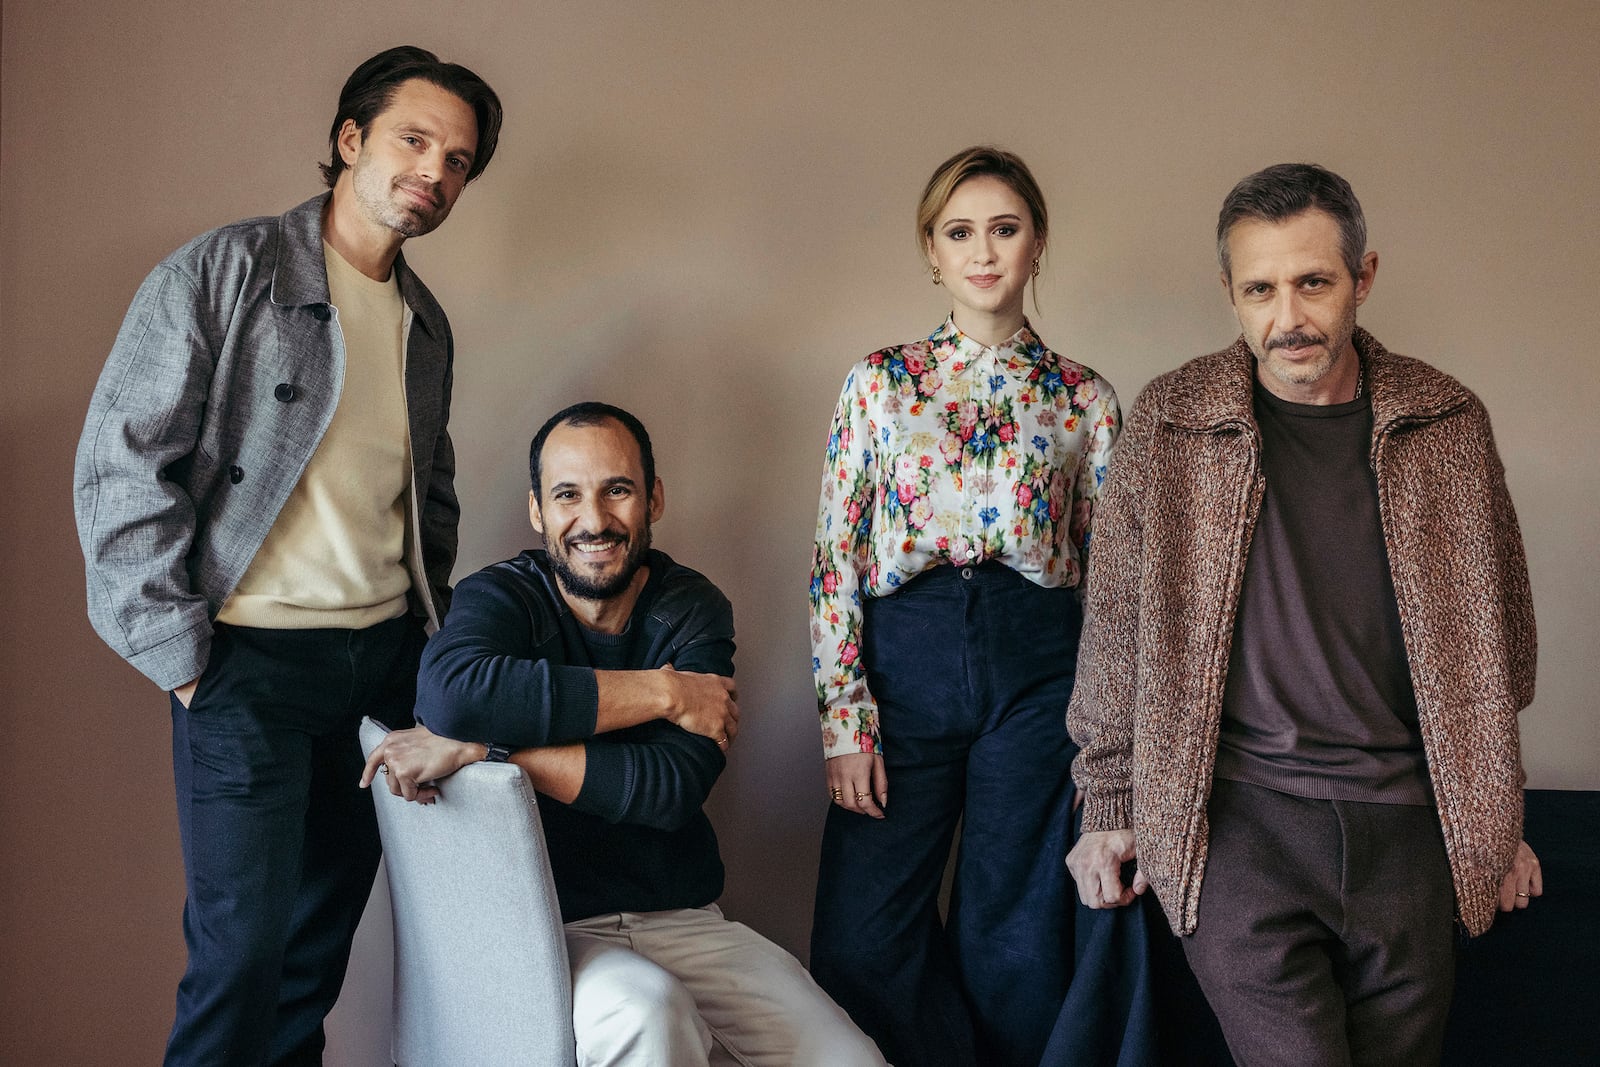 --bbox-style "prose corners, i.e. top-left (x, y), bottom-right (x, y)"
top-left (1068, 327), bottom-right (1536, 937)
